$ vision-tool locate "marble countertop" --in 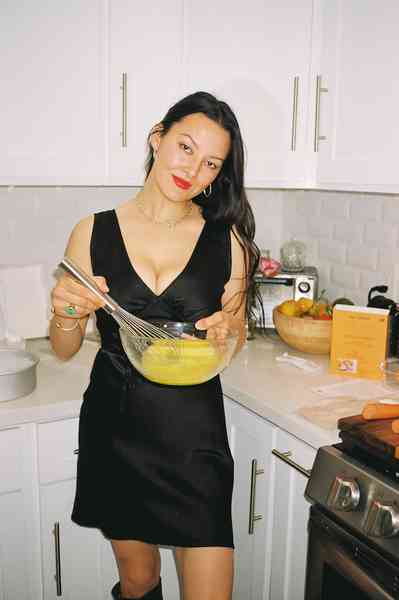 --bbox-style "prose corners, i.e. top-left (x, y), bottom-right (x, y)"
top-left (0, 334), bottom-right (372, 448)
